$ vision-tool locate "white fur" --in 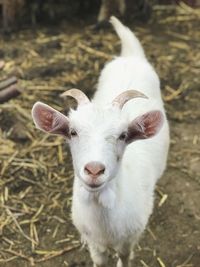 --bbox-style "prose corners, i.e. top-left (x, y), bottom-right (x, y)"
top-left (71, 17), bottom-right (169, 266)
